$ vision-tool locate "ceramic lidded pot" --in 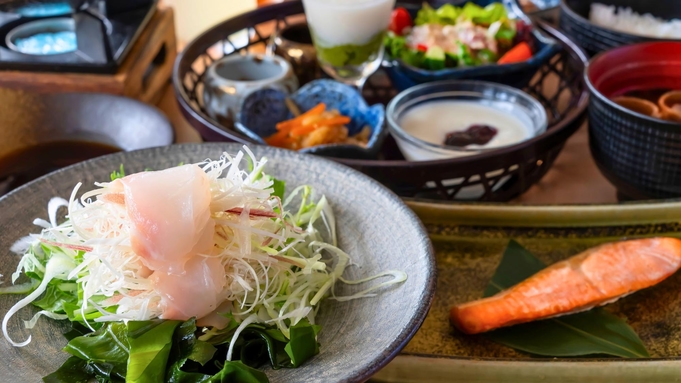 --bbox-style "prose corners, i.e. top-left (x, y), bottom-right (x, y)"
top-left (271, 22), bottom-right (320, 86)
top-left (202, 54), bottom-right (299, 128)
